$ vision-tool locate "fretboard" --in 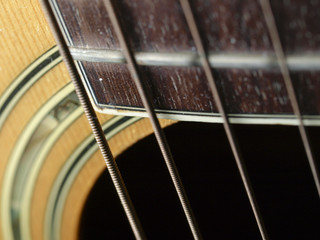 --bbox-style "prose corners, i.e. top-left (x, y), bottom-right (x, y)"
top-left (49, 0), bottom-right (320, 124)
